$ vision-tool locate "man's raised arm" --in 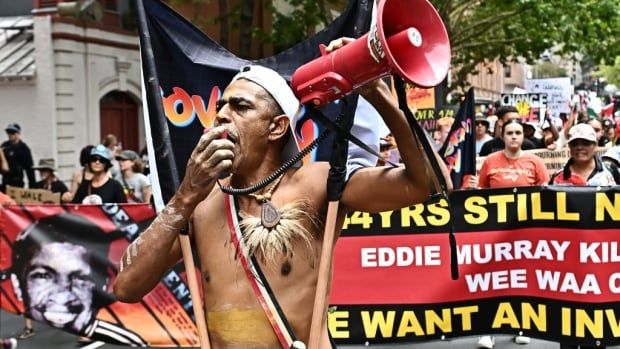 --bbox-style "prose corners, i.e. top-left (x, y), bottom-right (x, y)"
top-left (114, 127), bottom-right (234, 302)
top-left (330, 39), bottom-right (452, 213)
